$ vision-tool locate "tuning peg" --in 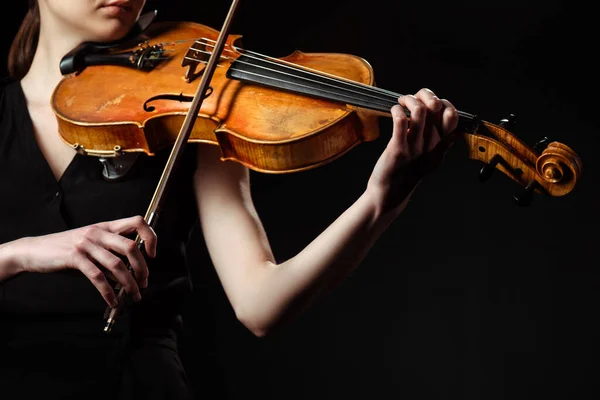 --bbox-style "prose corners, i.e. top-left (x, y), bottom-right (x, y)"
top-left (479, 154), bottom-right (502, 182)
top-left (533, 136), bottom-right (550, 153)
top-left (513, 180), bottom-right (541, 207)
top-left (499, 113), bottom-right (517, 130)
